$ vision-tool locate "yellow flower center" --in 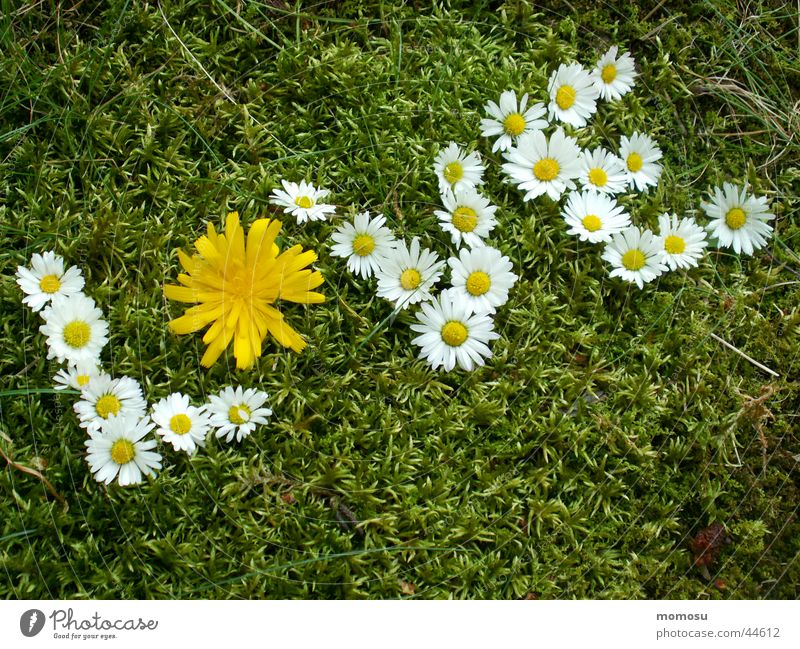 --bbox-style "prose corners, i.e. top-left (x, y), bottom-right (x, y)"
top-left (63, 320), bottom-right (91, 349)
top-left (228, 404), bottom-right (251, 425)
top-left (503, 113), bottom-right (526, 136)
top-left (400, 268), bottom-right (422, 291)
top-left (76, 374), bottom-right (91, 387)
top-left (626, 152), bottom-right (643, 172)
top-left (465, 271), bottom-right (491, 296)
top-left (352, 234), bottom-right (375, 257)
top-left (725, 207), bottom-right (747, 230)
top-left (664, 235), bottom-right (686, 254)
top-left (294, 195), bottom-right (314, 209)
top-left (443, 161), bottom-right (464, 184)
top-left (582, 215), bottom-right (602, 232)
top-left (441, 321), bottom-right (468, 347)
top-left (39, 274), bottom-right (61, 294)
top-left (110, 439), bottom-right (136, 465)
top-left (533, 158), bottom-right (560, 181)
top-left (452, 206), bottom-right (478, 233)
top-left (622, 249), bottom-right (646, 271)
top-left (588, 167), bottom-right (608, 187)
top-left (169, 413), bottom-right (192, 435)
top-left (95, 394), bottom-right (122, 419)
top-left (601, 64), bottom-right (617, 84)
top-left (555, 85), bottom-right (576, 110)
